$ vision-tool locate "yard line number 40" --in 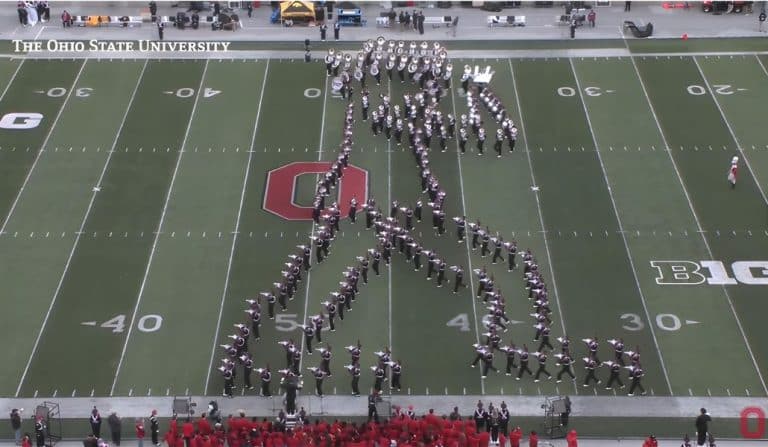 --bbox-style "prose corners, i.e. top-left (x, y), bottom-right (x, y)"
top-left (97, 314), bottom-right (163, 333)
